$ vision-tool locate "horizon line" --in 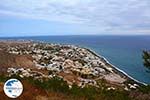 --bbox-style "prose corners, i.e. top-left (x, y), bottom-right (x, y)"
top-left (0, 34), bottom-right (150, 38)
